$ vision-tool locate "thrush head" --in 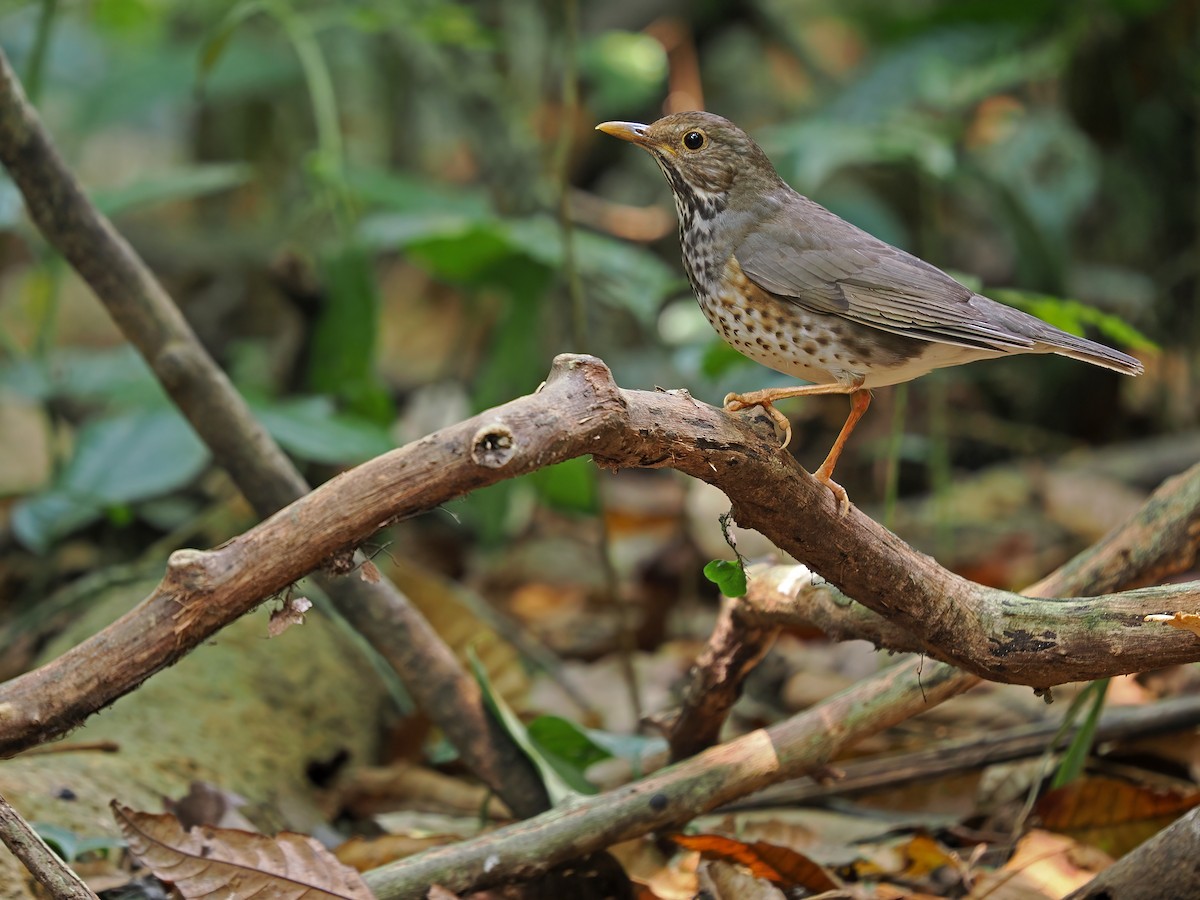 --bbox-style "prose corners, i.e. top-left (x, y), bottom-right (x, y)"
top-left (596, 112), bottom-right (784, 212)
